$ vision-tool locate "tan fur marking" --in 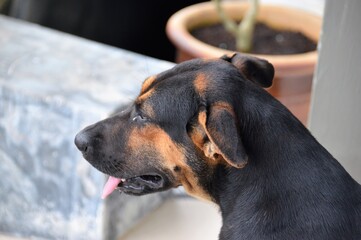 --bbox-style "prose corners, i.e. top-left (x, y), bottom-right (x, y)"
top-left (189, 125), bottom-right (205, 150)
top-left (198, 101), bottom-right (235, 127)
top-left (136, 88), bottom-right (155, 103)
top-left (188, 122), bottom-right (219, 168)
top-left (188, 118), bottom-right (220, 171)
top-left (198, 110), bottom-right (207, 127)
top-left (193, 73), bottom-right (208, 96)
top-left (127, 125), bottom-right (213, 201)
top-left (198, 110), bottom-right (216, 159)
top-left (203, 142), bottom-right (217, 159)
top-left (197, 102), bottom-right (238, 167)
top-left (141, 75), bottom-right (157, 94)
